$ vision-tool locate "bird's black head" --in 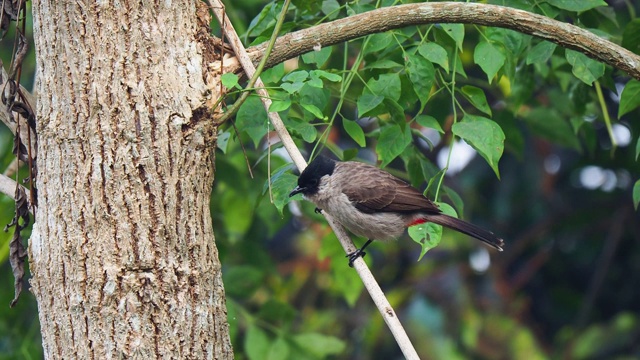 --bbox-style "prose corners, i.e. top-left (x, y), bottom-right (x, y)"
top-left (289, 156), bottom-right (336, 197)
